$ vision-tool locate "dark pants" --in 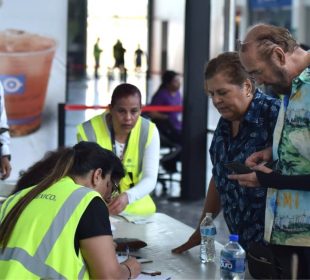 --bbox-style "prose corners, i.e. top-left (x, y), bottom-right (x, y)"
top-left (270, 244), bottom-right (310, 279)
